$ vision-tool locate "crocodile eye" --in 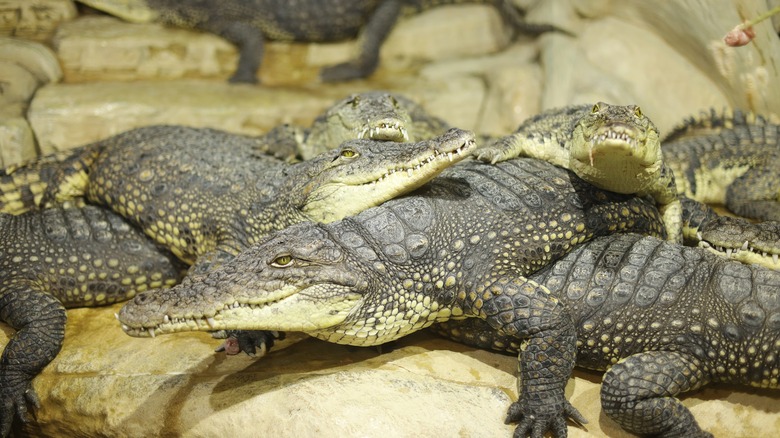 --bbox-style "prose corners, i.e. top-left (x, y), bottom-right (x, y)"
top-left (271, 255), bottom-right (293, 267)
top-left (390, 95), bottom-right (399, 107)
top-left (340, 148), bottom-right (357, 158)
top-left (349, 95), bottom-right (360, 107)
top-left (634, 106), bottom-right (643, 118)
top-left (591, 103), bottom-right (601, 113)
